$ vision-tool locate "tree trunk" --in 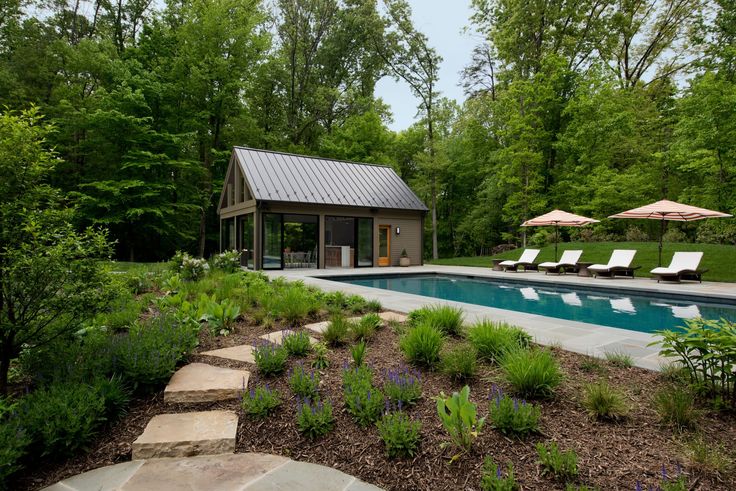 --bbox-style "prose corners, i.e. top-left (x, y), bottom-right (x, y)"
top-left (431, 175), bottom-right (438, 260)
top-left (0, 334), bottom-right (14, 397)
